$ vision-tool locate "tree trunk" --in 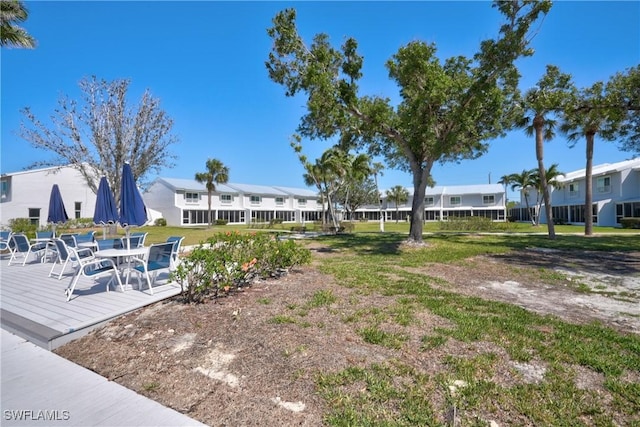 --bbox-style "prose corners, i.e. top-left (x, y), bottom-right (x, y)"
top-left (584, 133), bottom-right (595, 236)
top-left (534, 117), bottom-right (556, 239)
top-left (207, 191), bottom-right (212, 228)
top-left (524, 193), bottom-right (534, 225)
top-left (408, 164), bottom-right (430, 243)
